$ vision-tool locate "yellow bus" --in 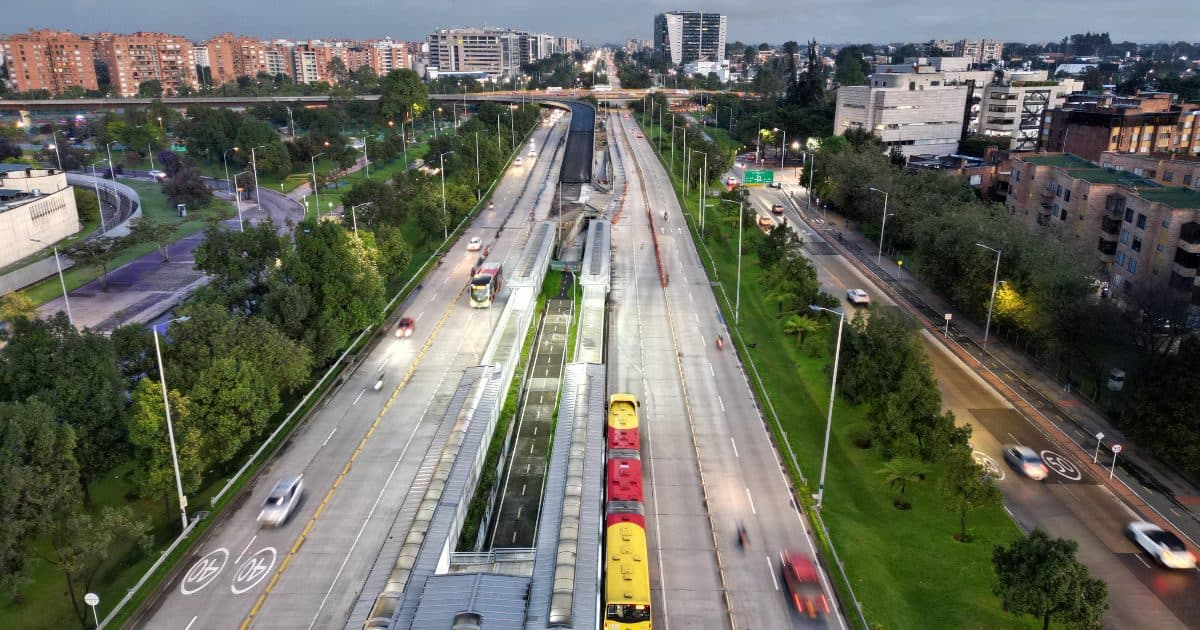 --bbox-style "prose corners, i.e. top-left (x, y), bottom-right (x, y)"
top-left (604, 521), bottom-right (652, 630)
